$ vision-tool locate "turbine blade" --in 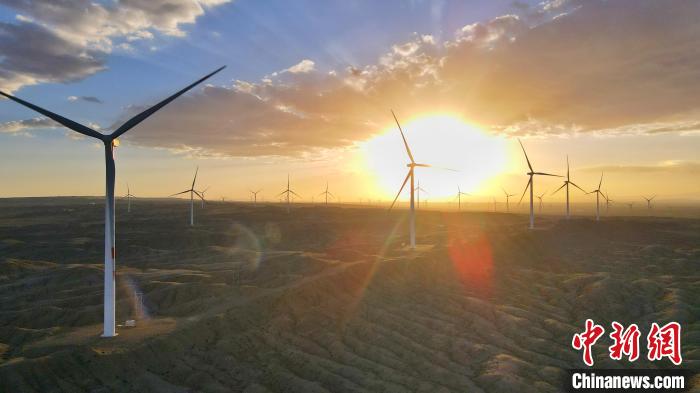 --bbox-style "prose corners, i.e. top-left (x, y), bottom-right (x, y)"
top-left (569, 182), bottom-right (587, 193)
top-left (290, 190), bottom-right (302, 198)
top-left (170, 190), bottom-right (190, 196)
top-left (551, 182), bottom-right (566, 195)
top-left (567, 155), bottom-right (570, 180)
top-left (598, 172), bottom-right (603, 189)
top-left (191, 166), bottom-right (199, 189)
top-left (391, 110), bottom-right (415, 163)
top-left (194, 190), bottom-right (205, 200)
top-left (0, 91), bottom-right (104, 140)
top-left (111, 66), bottom-right (225, 139)
top-left (327, 192), bottom-right (335, 198)
top-left (389, 169), bottom-right (412, 210)
top-left (518, 177), bottom-right (532, 204)
top-left (534, 172), bottom-right (562, 177)
top-left (518, 139), bottom-right (533, 172)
